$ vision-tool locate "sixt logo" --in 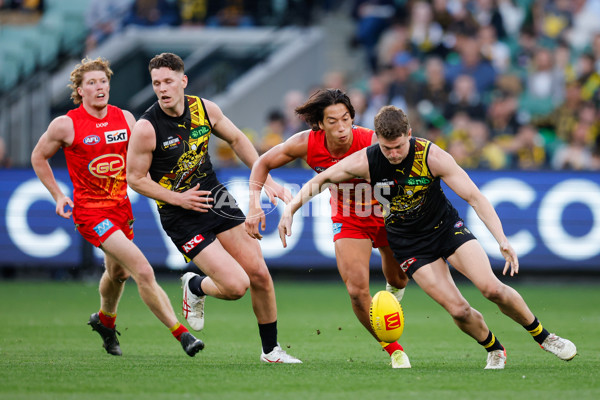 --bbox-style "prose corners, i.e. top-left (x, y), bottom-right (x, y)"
top-left (182, 234), bottom-right (204, 253)
top-left (88, 154), bottom-right (125, 178)
top-left (104, 129), bottom-right (128, 144)
top-left (384, 312), bottom-right (401, 330)
top-left (83, 135), bottom-right (101, 145)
